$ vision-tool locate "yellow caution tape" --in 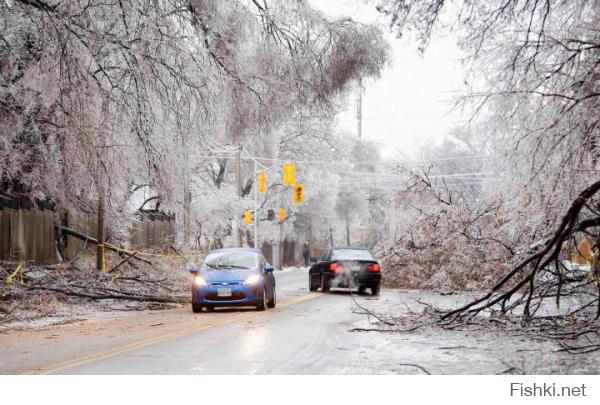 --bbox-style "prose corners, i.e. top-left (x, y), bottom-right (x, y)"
top-left (6, 263), bottom-right (24, 286)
